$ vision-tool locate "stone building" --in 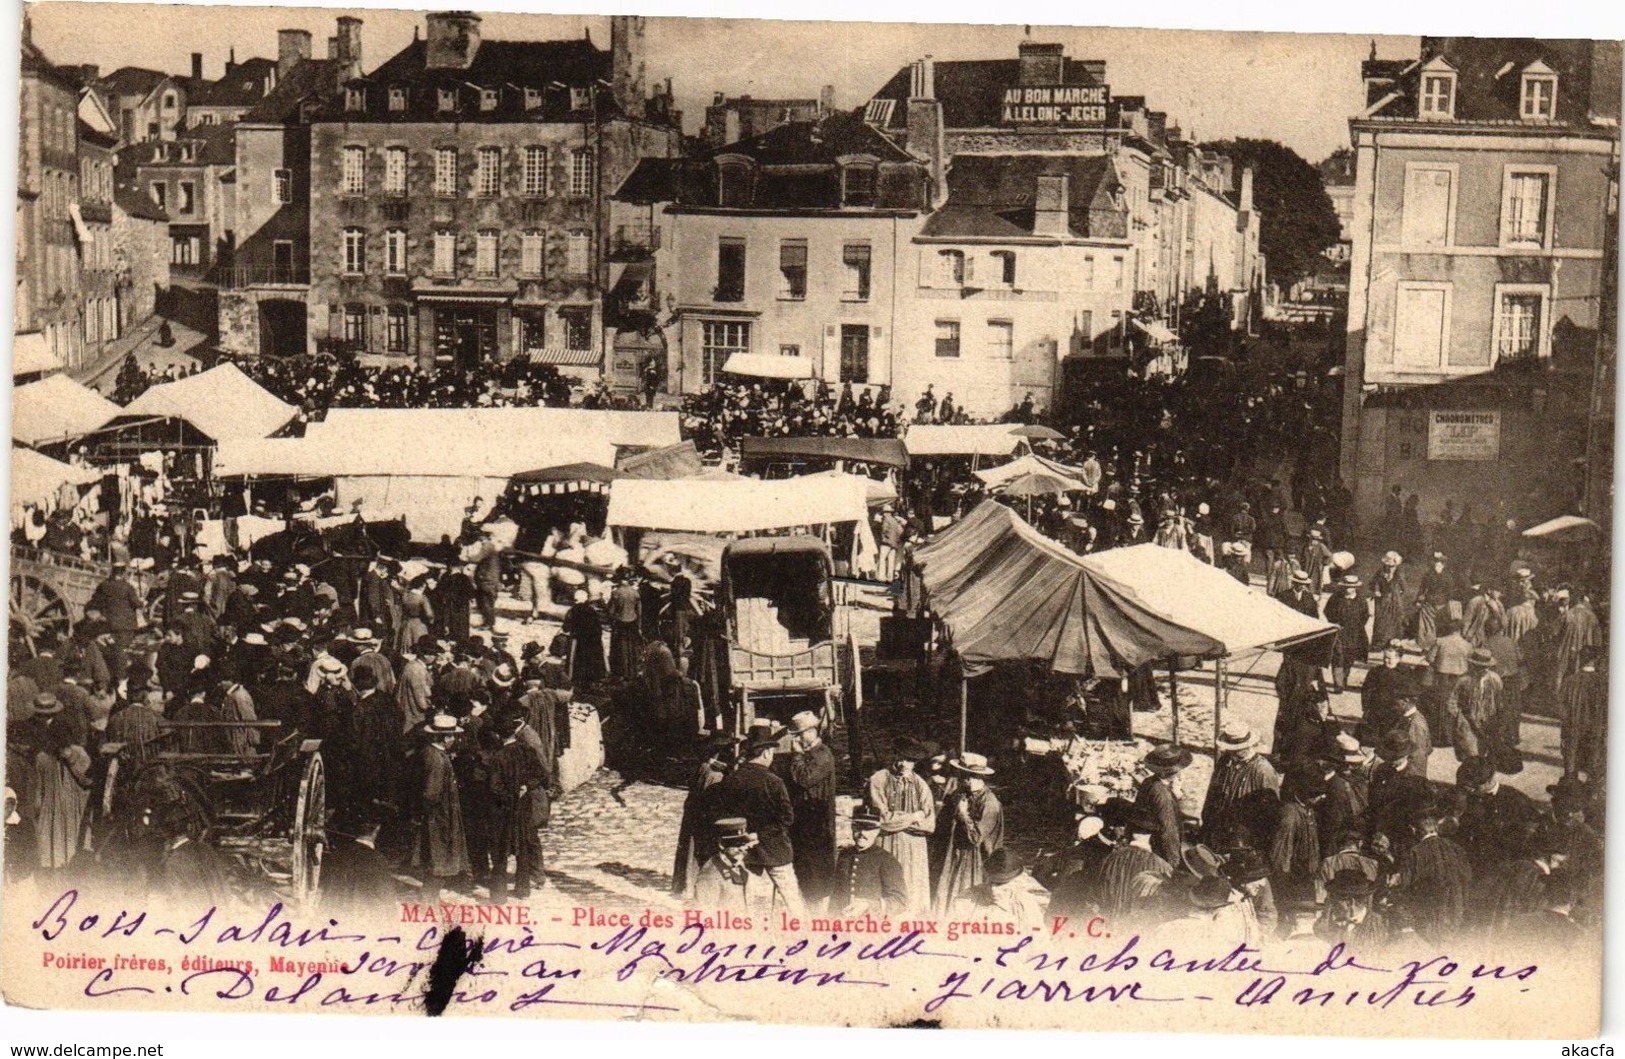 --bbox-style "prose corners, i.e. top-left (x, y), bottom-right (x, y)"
top-left (18, 19), bottom-right (84, 372)
top-left (98, 65), bottom-right (187, 144)
top-left (702, 87), bottom-right (834, 148)
top-left (615, 110), bottom-right (931, 396)
top-left (1341, 37), bottom-right (1621, 532)
top-left (77, 92), bottom-right (120, 366)
top-left (112, 182), bottom-right (172, 330)
top-left (128, 122), bottom-right (237, 279)
top-left (185, 53), bottom-right (281, 128)
top-left (294, 12), bottom-right (679, 369)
